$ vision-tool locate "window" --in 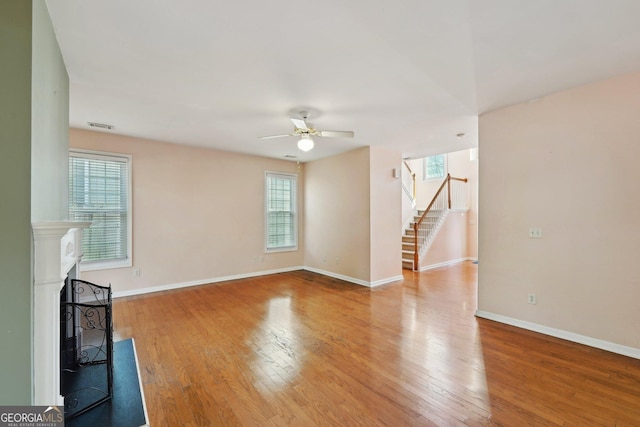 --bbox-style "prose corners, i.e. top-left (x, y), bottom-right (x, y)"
top-left (265, 172), bottom-right (297, 251)
top-left (423, 154), bottom-right (446, 180)
top-left (69, 150), bottom-right (132, 270)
